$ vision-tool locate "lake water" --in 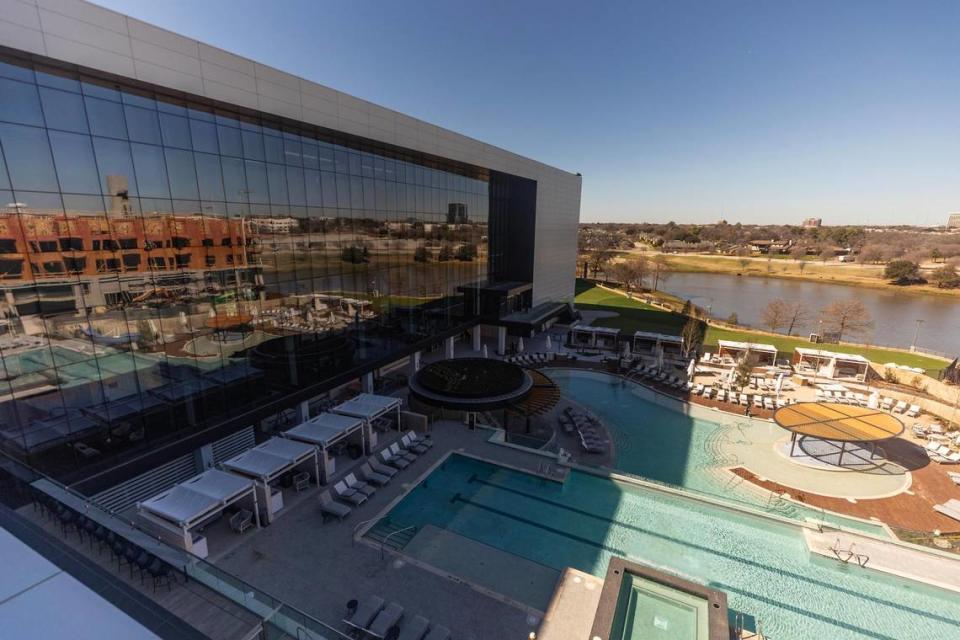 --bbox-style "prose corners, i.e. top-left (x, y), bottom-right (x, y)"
top-left (660, 272), bottom-right (960, 356)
